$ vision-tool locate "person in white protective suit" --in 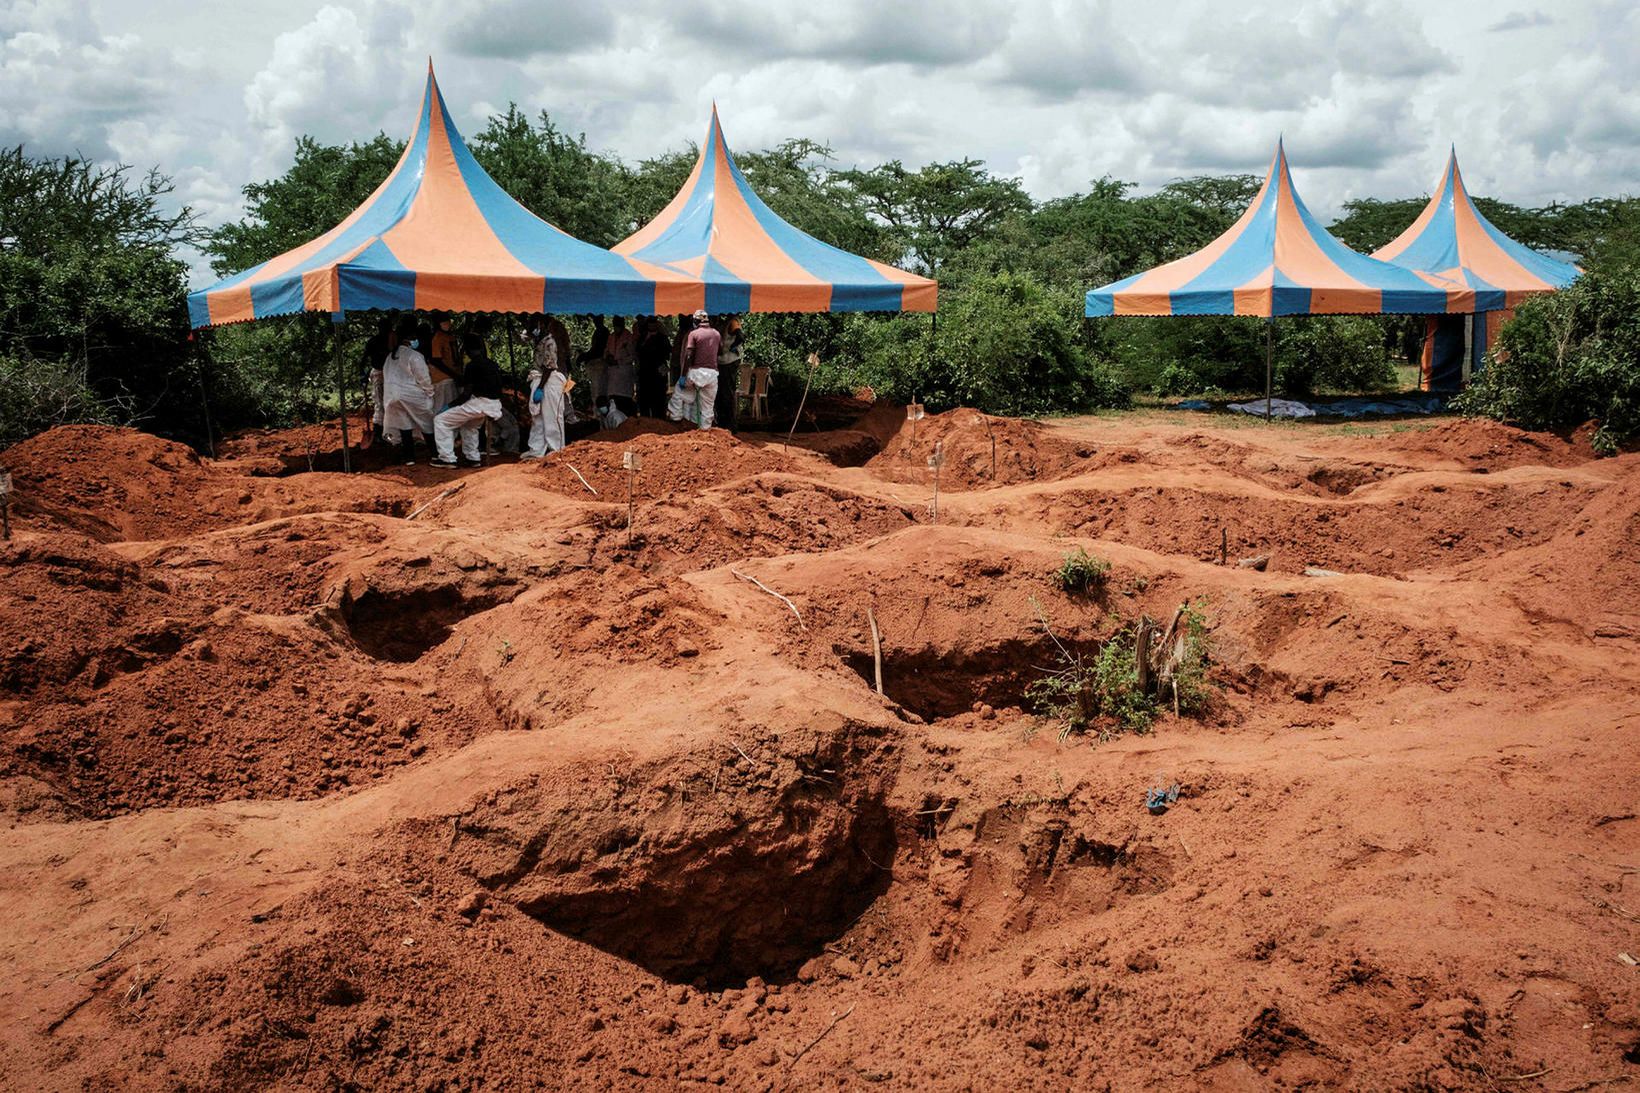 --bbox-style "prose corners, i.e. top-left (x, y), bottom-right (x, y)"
top-left (430, 328), bottom-right (506, 468)
top-left (381, 314), bottom-right (436, 464)
top-left (361, 315), bottom-right (394, 443)
top-left (522, 320), bottom-right (567, 459)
